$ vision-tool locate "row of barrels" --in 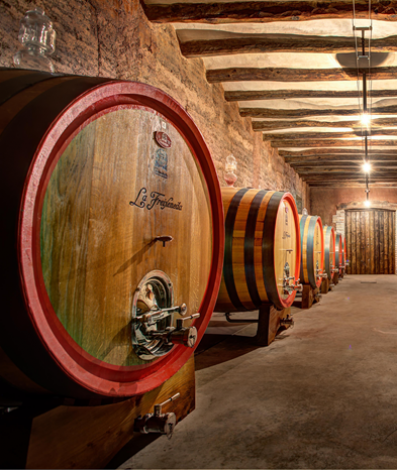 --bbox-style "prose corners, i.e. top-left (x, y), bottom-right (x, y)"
top-left (0, 71), bottom-right (346, 405)
top-left (215, 188), bottom-right (347, 314)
